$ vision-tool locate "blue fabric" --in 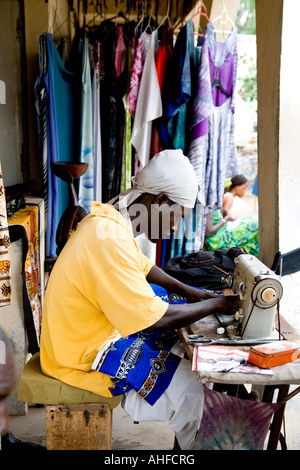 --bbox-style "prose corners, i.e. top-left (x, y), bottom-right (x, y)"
top-left (94, 284), bottom-right (192, 405)
top-left (170, 206), bottom-right (203, 258)
top-left (95, 283), bottom-right (224, 404)
top-left (252, 174), bottom-right (258, 196)
top-left (160, 239), bottom-right (168, 268)
top-left (150, 284), bottom-right (187, 304)
top-left (159, 20), bottom-right (197, 154)
top-left (43, 33), bottom-right (77, 257)
top-left (150, 284), bottom-right (169, 302)
top-left (78, 33), bottom-right (94, 214)
top-left (96, 332), bottom-right (181, 405)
